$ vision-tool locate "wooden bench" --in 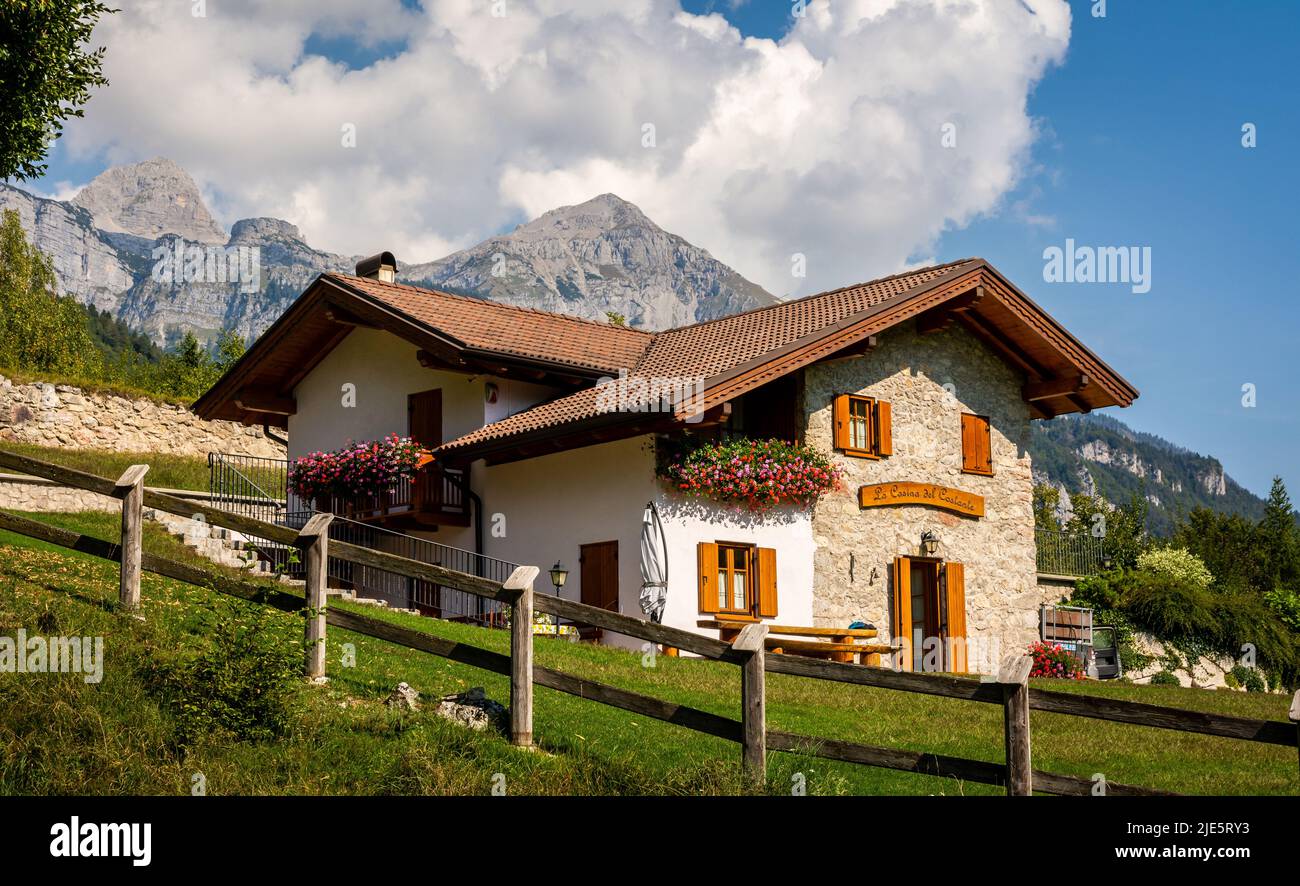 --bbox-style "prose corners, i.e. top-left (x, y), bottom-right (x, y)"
top-left (697, 620), bottom-right (885, 666)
